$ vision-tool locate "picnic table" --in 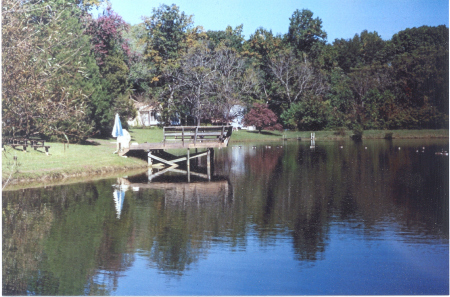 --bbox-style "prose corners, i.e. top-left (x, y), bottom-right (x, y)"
top-left (3, 137), bottom-right (51, 155)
